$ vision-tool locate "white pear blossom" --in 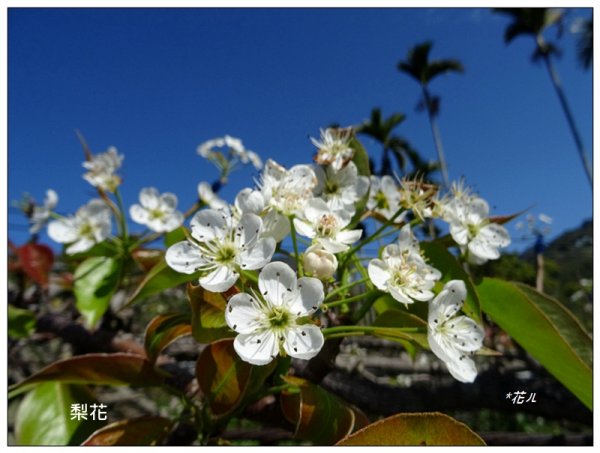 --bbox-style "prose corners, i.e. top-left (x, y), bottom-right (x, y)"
top-left (428, 280), bottom-right (484, 383)
top-left (233, 188), bottom-right (290, 242)
top-left (82, 146), bottom-right (124, 192)
top-left (130, 187), bottom-right (184, 233)
top-left (399, 177), bottom-right (438, 221)
top-left (198, 182), bottom-right (229, 211)
top-left (445, 196), bottom-right (511, 264)
top-left (29, 189), bottom-right (58, 234)
top-left (293, 198), bottom-right (362, 254)
top-left (225, 261), bottom-right (325, 365)
top-left (313, 161), bottom-right (370, 214)
top-left (368, 225), bottom-right (441, 305)
top-left (165, 209), bottom-right (275, 292)
top-left (47, 199), bottom-right (111, 255)
top-left (311, 127), bottom-right (355, 171)
top-left (302, 244), bottom-right (338, 280)
top-left (197, 135), bottom-right (262, 171)
top-left (260, 159), bottom-right (317, 217)
top-left (367, 175), bottom-right (405, 223)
